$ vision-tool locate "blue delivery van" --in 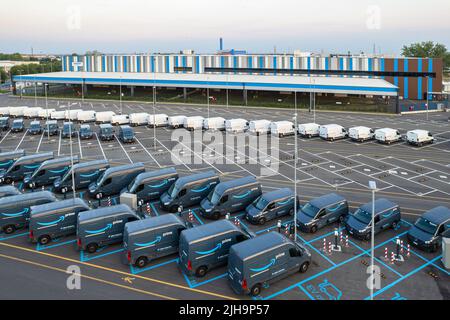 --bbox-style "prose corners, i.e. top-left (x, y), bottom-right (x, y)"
top-left (179, 219), bottom-right (254, 277)
top-left (53, 159), bottom-right (109, 193)
top-left (121, 167), bottom-right (178, 204)
top-left (0, 150), bottom-right (25, 172)
top-left (29, 198), bottom-right (90, 245)
top-left (296, 193), bottom-right (349, 233)
top-left (24, 156), bottom-right (78, 188)
top-left (245, 188), bottom-right (298, 225)
top-left (122, 214), bottom-right (187, 268)
top-left (345, 198), bottom-right (401, 240)
top-left (160, 170), bottom-right (220, 213)
top-left (76, 204), bottom-right (142, 253)
top-left (0, 152), bottom-right (54, 184)
top-left (200, 176), bottom-right (262, 220)
top-left (0, 185), bottom-right (21, 197)
top-left (407, 206), bottom-right (450, 252)
top-left (0, 191), bottom-right (57, 234)
top-left (228, 232), bottom-right (311, 296)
